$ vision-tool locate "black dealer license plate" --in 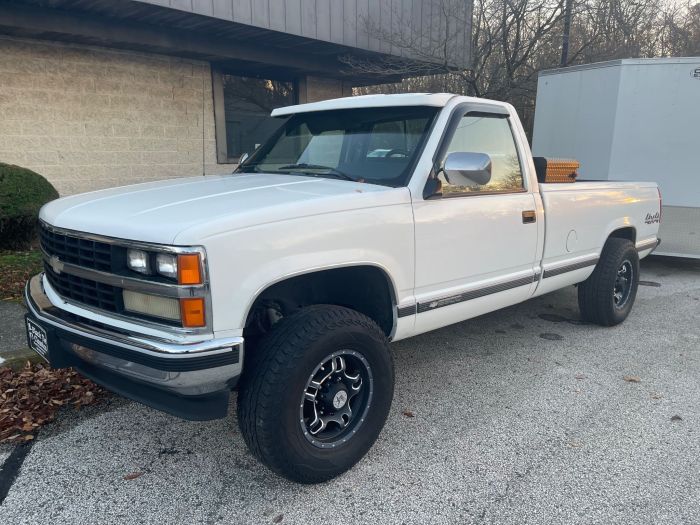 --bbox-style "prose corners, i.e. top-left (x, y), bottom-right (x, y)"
top-left (26, 317), bottom-right (50, 363)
